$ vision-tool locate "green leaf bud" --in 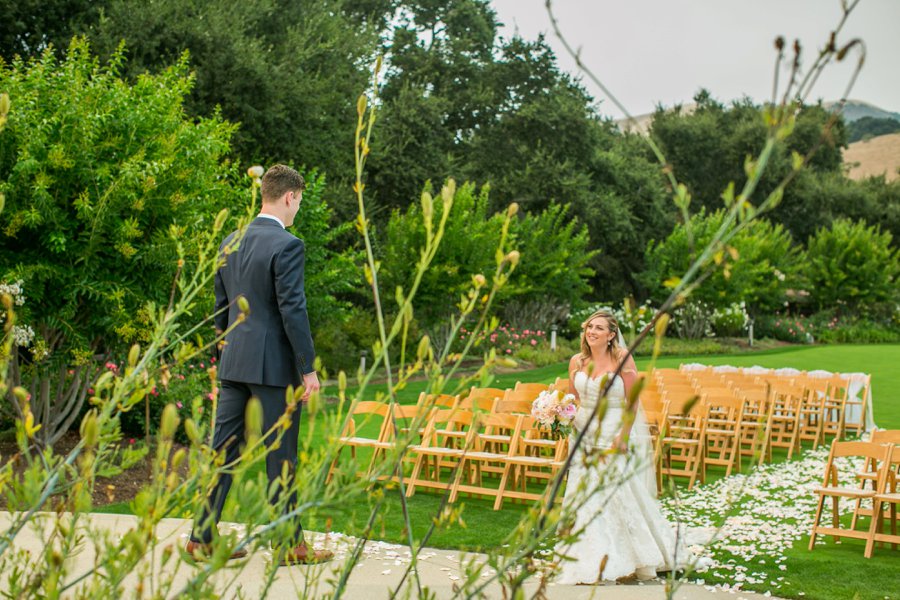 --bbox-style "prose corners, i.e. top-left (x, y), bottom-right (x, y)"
top-left (160, 404), bottom-right (180, 440)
